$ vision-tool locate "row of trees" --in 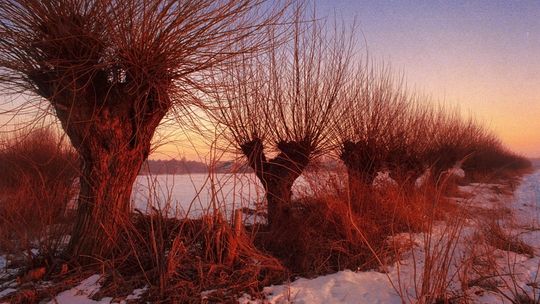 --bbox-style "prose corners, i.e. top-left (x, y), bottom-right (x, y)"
top-left (209, 16), bottom-right (530, 229)
top-left (0, 0), bottom-right (529, 263)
